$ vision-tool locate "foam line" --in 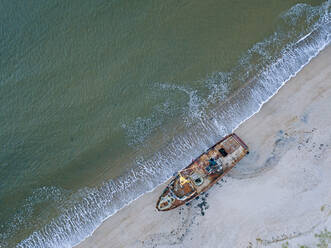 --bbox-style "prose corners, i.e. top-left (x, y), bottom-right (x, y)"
top-left (16, 2), bottom-right (330, 248)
